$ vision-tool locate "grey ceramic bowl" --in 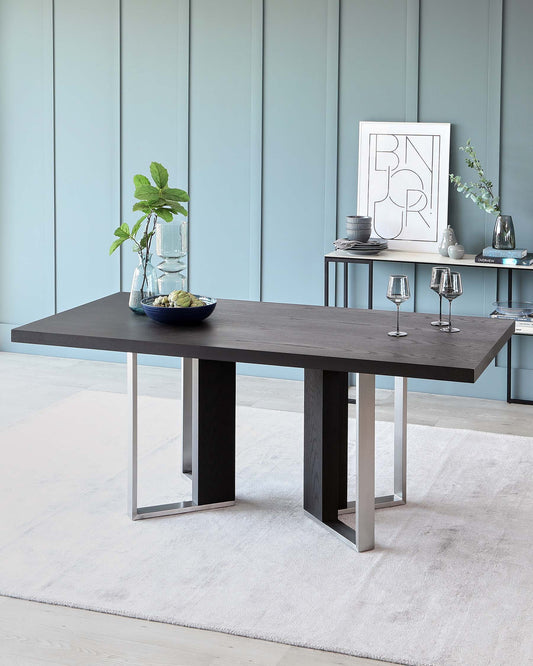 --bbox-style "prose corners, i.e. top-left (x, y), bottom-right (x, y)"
top-left (349, 229), bottom-right (371, 242)
top-left (346, 216), bottom-right (372, 242)
top-left (346, 216), bottom-right (372, 225)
